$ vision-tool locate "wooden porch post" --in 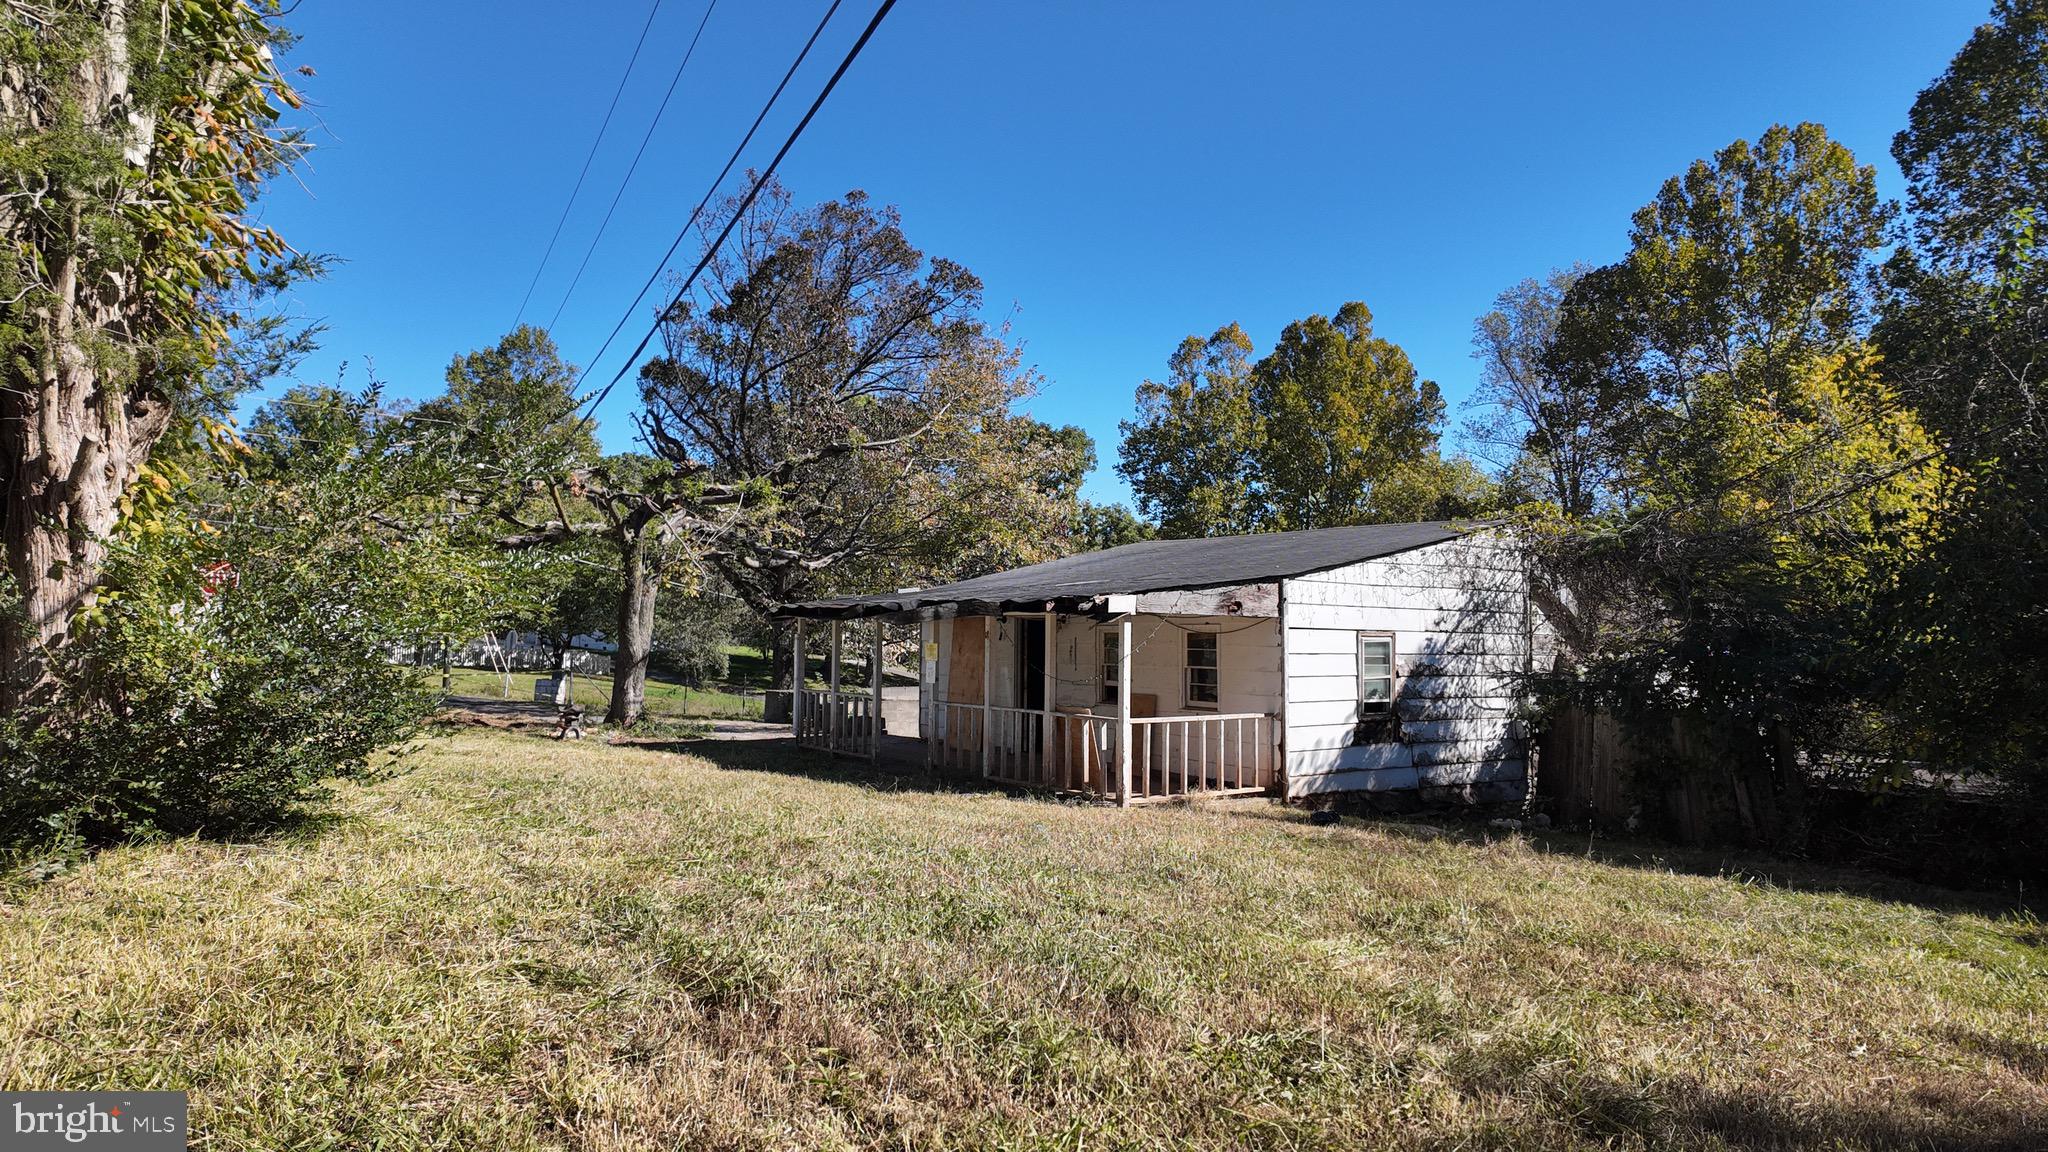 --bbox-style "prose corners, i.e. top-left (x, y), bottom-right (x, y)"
top-left (869, 619), bottom-right (884, 762)
top-left (921, 619), bottom-right (935, 771)
top-left (828, 620), bottom-right (842, 754)
top-left (1042, 611), bottom-right (1056, 786)
top-left (1116, 614), bottom-right (1133, 807)
top-left (980, 615), bottom-right (994, 777)
top-left (791, 617), bottom-right (806, 740)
